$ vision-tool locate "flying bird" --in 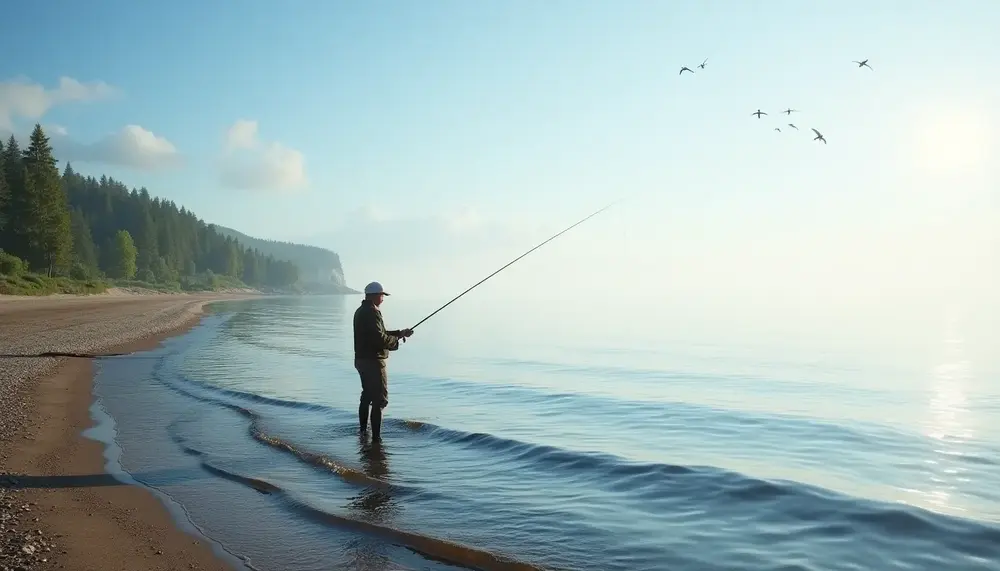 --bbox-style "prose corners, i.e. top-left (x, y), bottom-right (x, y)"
top-left (853, 59), bottom-right (873, 70)
top-left (752, 109), bottom-right (767, 118)
top-left (698, 59), bottom-right (708, 69)
top-left (774, 127), bottom-right (781, 132)
top-left (679, 66), bottom-right (694, 75)
top-left (782, 108), bottom-right (799, 115)
top-left (811, 128), bottom-right (827, 144)
top-left (788, 123), bottom-right (799, 130)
